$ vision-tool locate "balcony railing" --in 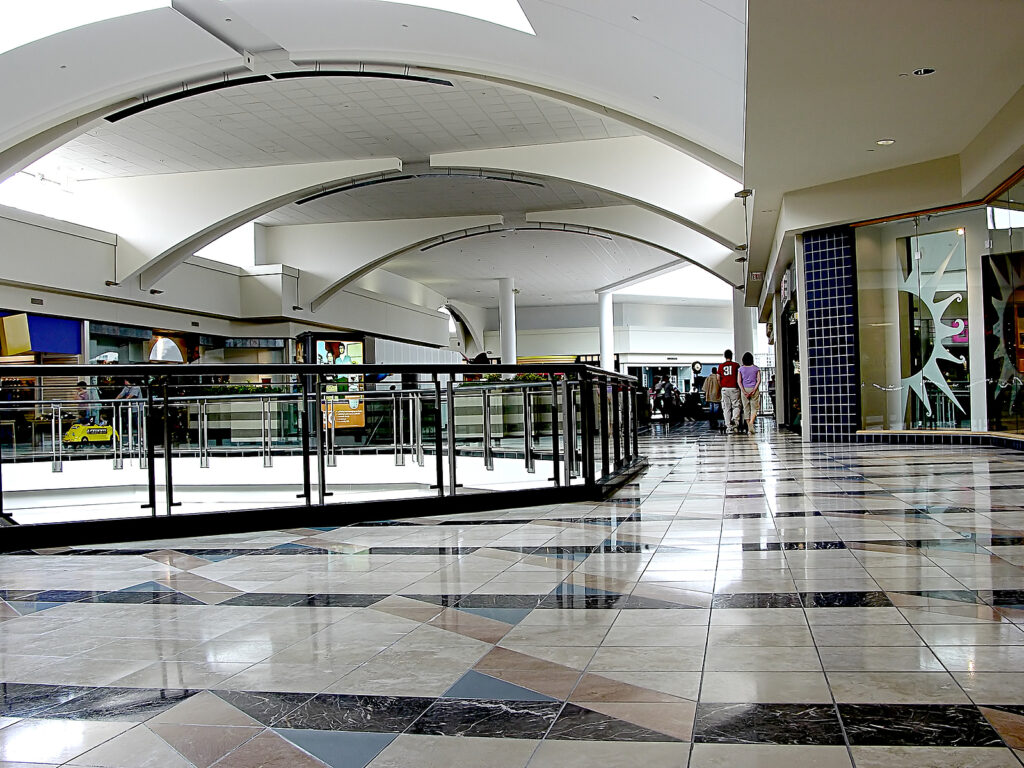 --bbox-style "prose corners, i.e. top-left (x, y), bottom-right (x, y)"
top-left (0, 364), bottom-right (645, 550)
